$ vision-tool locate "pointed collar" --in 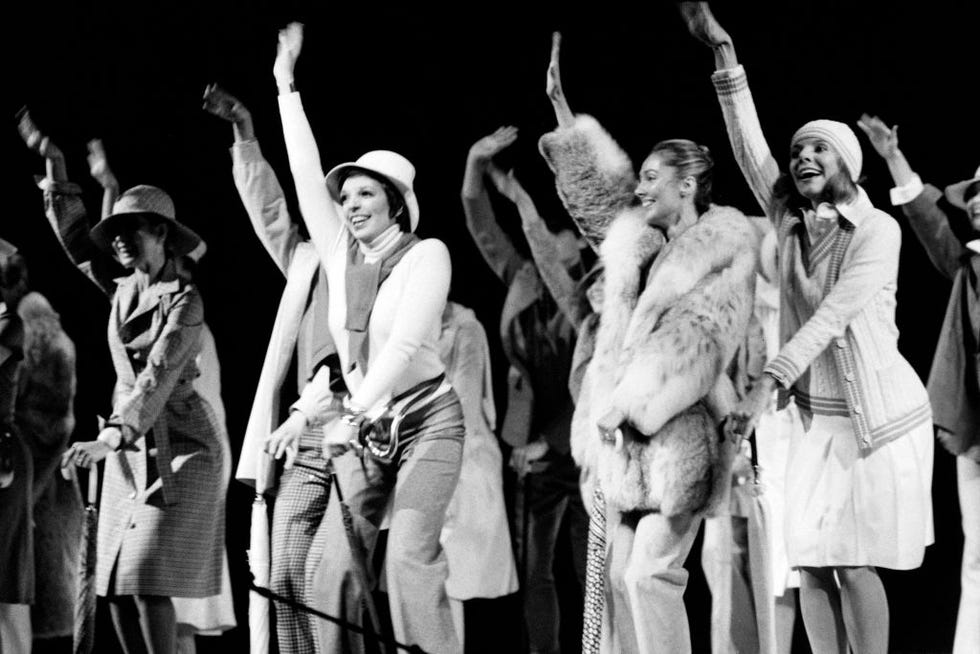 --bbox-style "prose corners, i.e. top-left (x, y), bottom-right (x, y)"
top-left (833, 185), bottom-right (873, 227)
top-left (117, 259), bottom-right (183, 325)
